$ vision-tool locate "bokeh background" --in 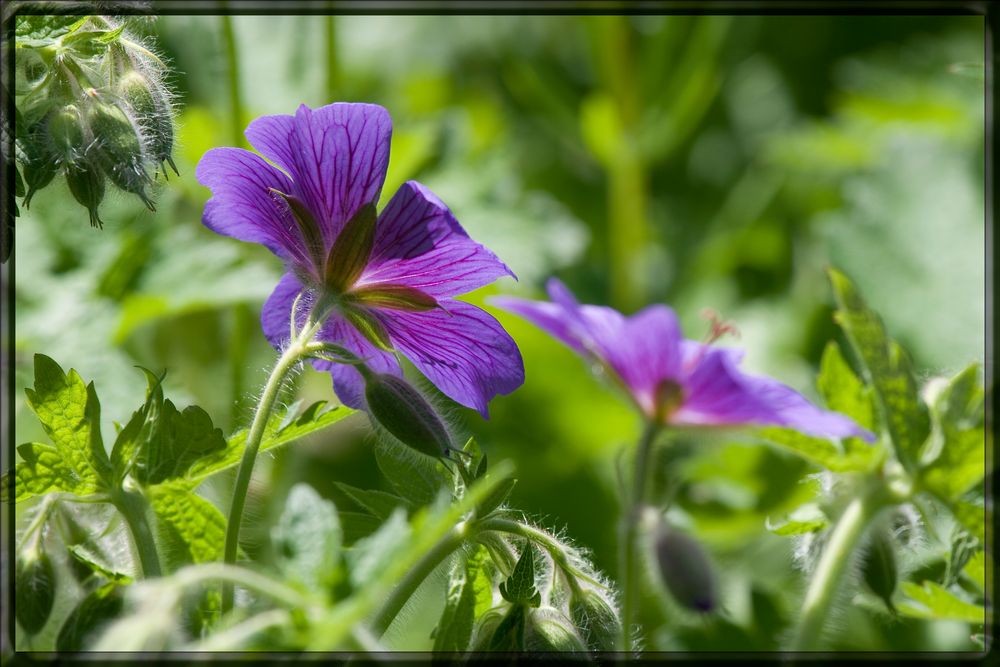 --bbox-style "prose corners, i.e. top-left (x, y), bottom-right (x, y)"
top-left (14, 14), bottom-right (985, 650)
